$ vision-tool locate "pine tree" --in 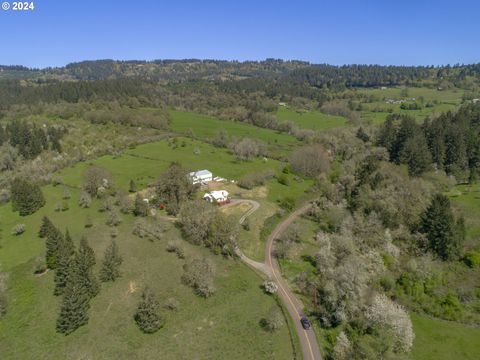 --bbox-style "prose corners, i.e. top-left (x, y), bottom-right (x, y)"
top-left (129, 179), bottom-right (137, 193)
top-left (134, 287), bottom-right (164, 333)
top-left (54, 237), bottom-right (74, 296)
top-left (399, 134), bottom-right (432, 176)
top-left (38, 216), bottom-right (55, 238)
top-left (56, 262), bottom-right (90, 335)
top-left (421, 194), bottom-right (464, 260)
top-left (76, 237), bottom-right (99, 298)
top-left (10, 178), bottom-right (46, 216)
top-left (45, 226), bottom-right (64, 269)
top-left (63, 229), bottom-right (75, 257)
top-left (99, 241), bottom-right (123, 282)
